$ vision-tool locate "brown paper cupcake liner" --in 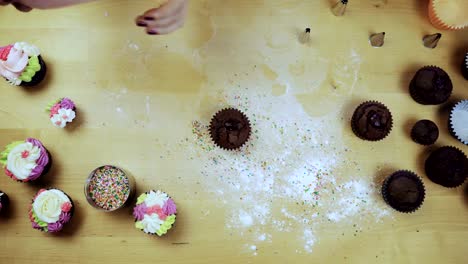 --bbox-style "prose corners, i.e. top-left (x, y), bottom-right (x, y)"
top-left (381, 170), bottom-right (425, 213)
top-left (425, 146), bottom-right (468, 188)
top-left (209, 108), bottom-right (252, 150)
top-left (351, 100), bottom-right (393, 141)
top-left (428, 0), bottom-right (468, 31)
top-left (409, 66), bottom-right (452, 105)
top-left (449, 100), bottom-right (468, 145)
